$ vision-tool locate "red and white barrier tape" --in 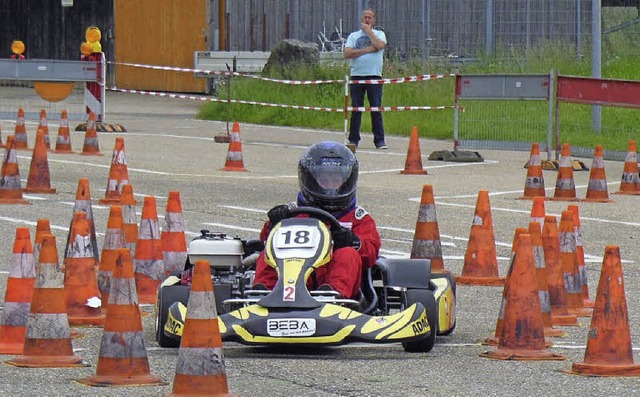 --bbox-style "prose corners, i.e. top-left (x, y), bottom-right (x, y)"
top-left (108, 61), bottom-right (454, 85)
top-left (109, 61), bottom-right (343, 84)
top-left (107, 87), bottom-right (460, 112)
